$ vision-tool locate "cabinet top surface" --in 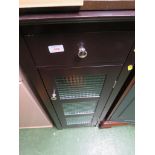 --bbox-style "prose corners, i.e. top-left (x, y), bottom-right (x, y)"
top-left (20, 10), bottom-right (135, 25)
